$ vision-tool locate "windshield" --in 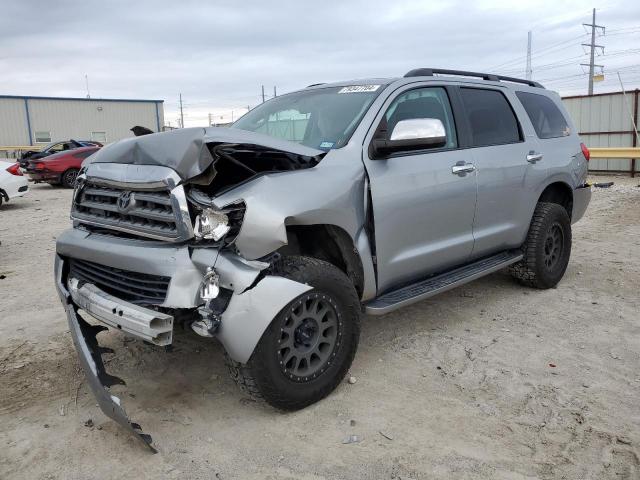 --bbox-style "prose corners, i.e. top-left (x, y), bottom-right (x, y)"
top-left (231, 85), bottom-right (383, 150)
